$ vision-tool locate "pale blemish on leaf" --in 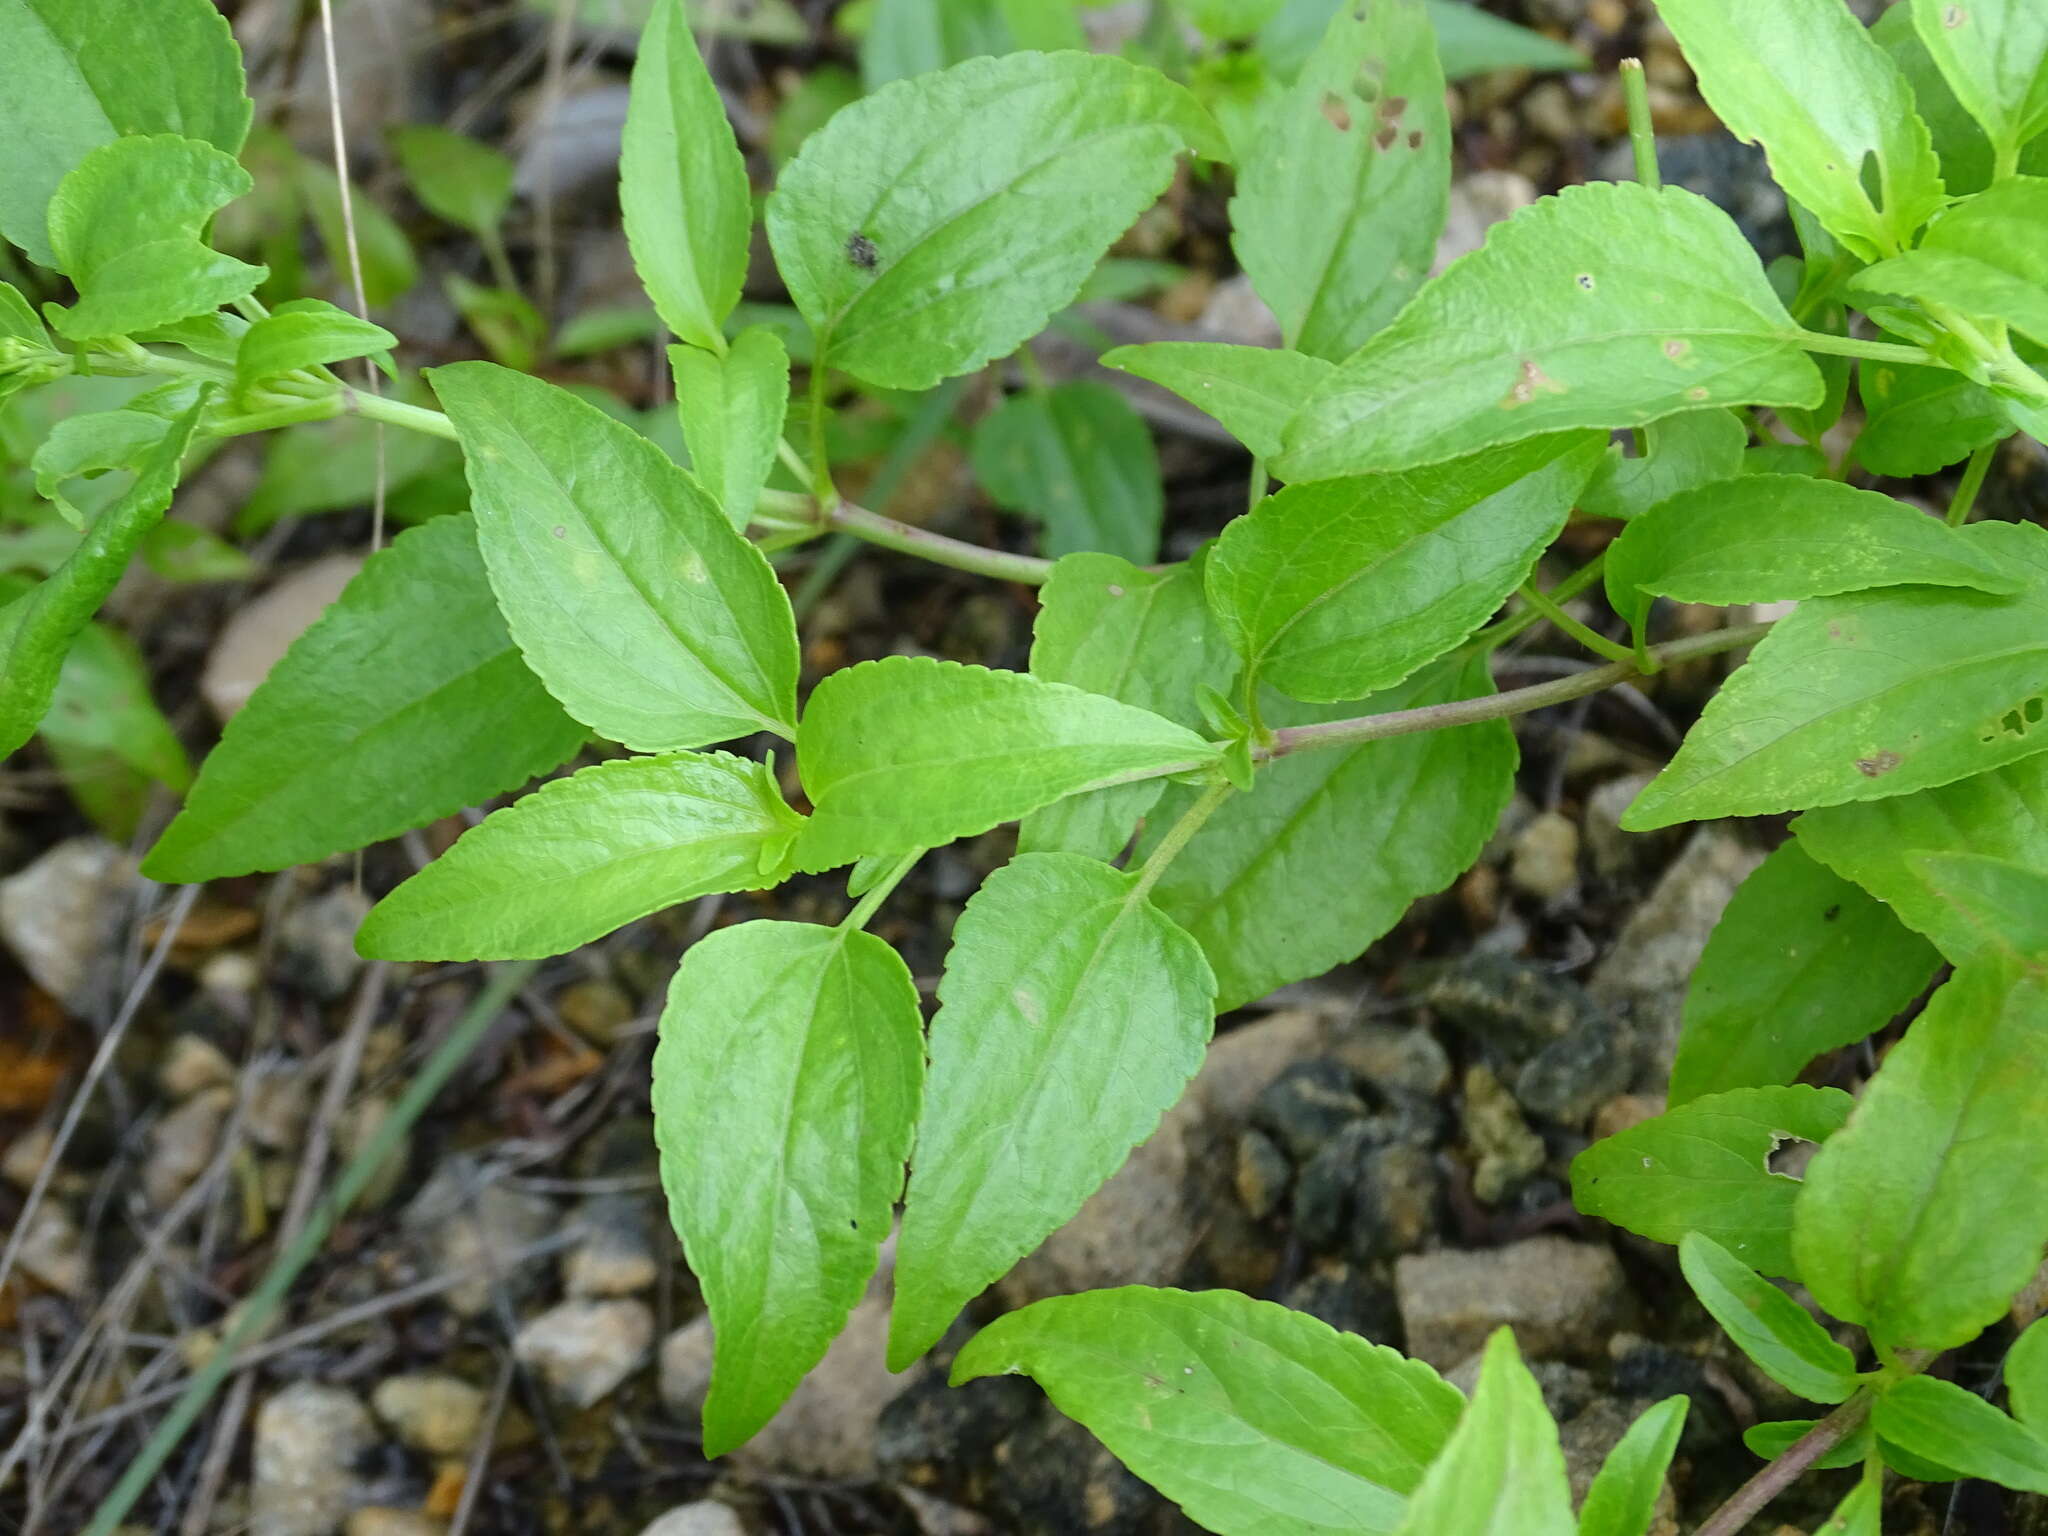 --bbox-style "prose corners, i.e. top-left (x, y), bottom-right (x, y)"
top-left (1500, 358), bottom-right (1567, 409)
top-left (1320, 93), bottom-right (1353, 133)
top-left (1855, 750), bottom-right (1903, 778)
top-left (1012, 986), bottom-right (1045, 1026)
top-left (1944, 4), bottom-right (1967, 27)
top-left (1663, 338), bottom-right (1691, 361)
